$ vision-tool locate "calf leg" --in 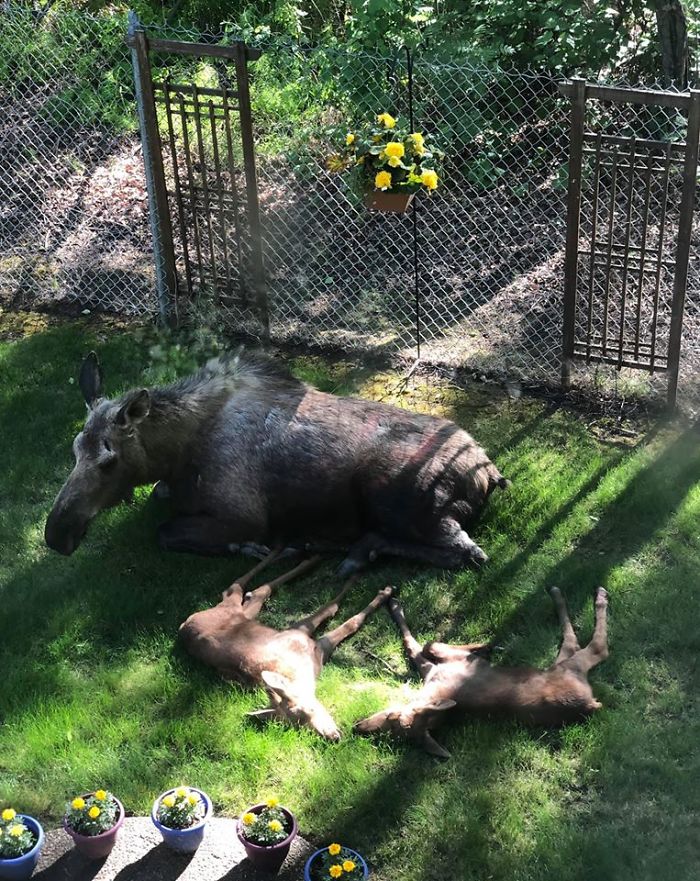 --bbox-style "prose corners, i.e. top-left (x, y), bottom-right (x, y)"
top-left (423, 641), bottom-right (492, 663)
top-left (387, 597), bottom-right (435, 680)
top-left (222, 545), bottom-right (285, 601)
top-left (569, 587), bottom-right (609, 673)
top-left (316, 587), bottom-right (394, 663)
top-left (550, 586), bottom-right (581, 664)
top-left (292, 577), bottom-right (358, 635)
top-left (241, 556), bottom-right (321, 618)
